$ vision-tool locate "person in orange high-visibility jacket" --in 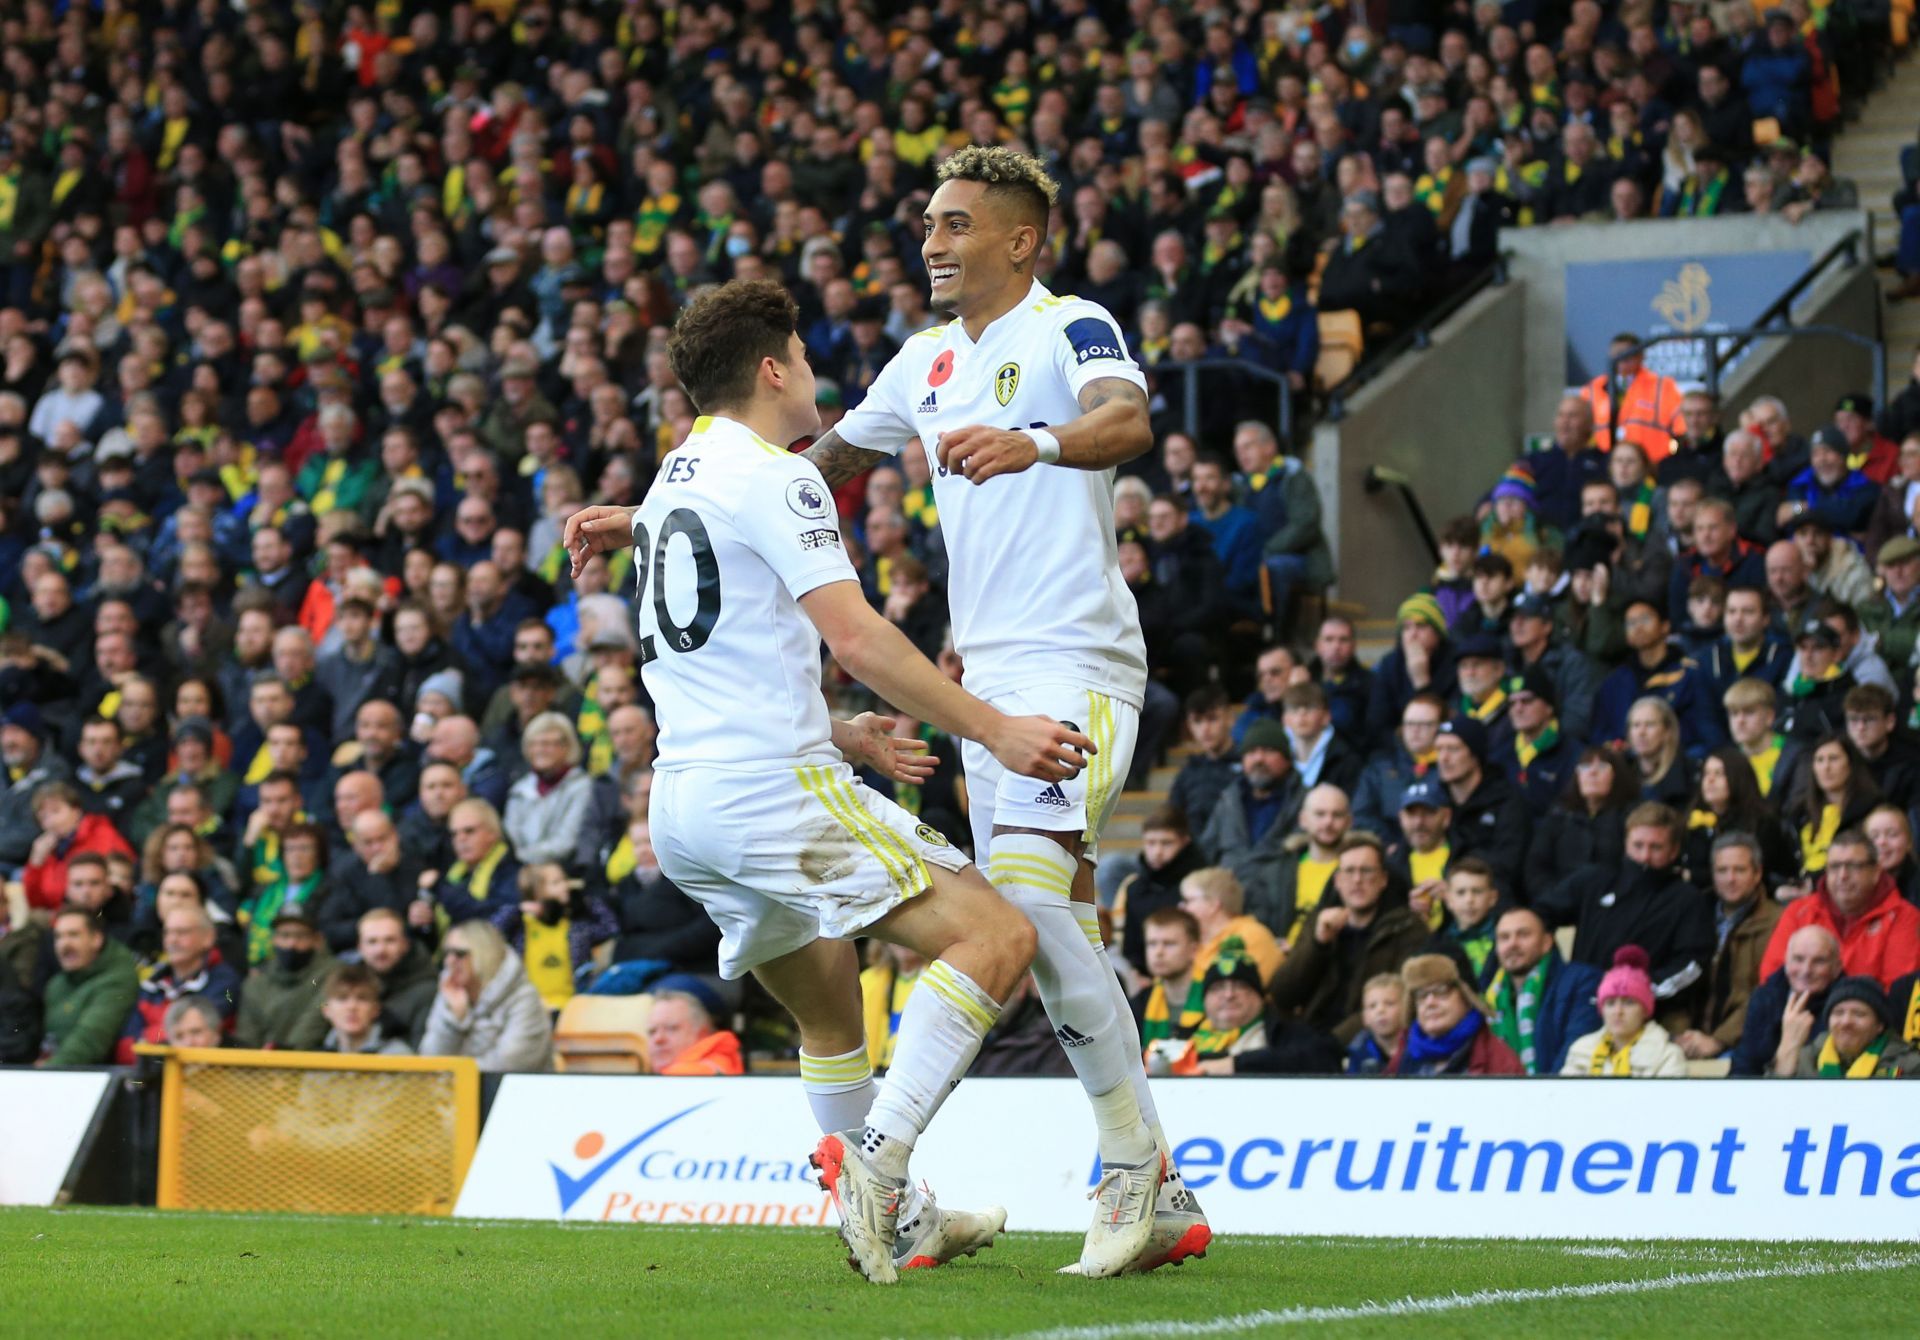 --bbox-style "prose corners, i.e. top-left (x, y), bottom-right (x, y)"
top-left (1581, 333), bottom-right (1686, 464)
top-left (648, 977), bottom-right (746, 1075)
